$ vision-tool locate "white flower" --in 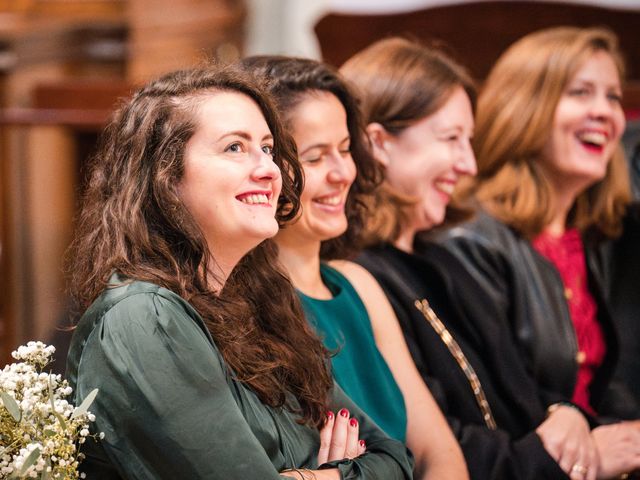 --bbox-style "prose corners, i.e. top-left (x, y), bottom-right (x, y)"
top-left (0, 342), bottom-right (101, 479)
